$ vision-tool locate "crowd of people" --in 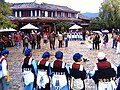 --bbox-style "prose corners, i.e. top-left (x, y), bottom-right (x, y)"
top-left (1, 47), bottom-right (120, 90)
top-left (22, 49), bottom-right (120, 90)
top-left (87, 29), bottom-right (120, 54)
top-left (0, 28), bottom-right (120, 90)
